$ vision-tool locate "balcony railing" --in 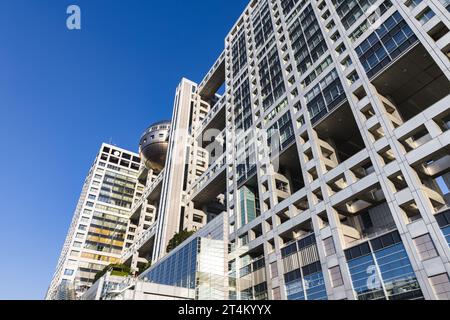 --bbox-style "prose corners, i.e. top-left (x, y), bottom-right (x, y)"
top-left (121, 223), bottom-right (157, 262)
top-left (200, 95), bottom-right (226, 131)
top-left (130, 170), bottom-right (165, 214)
top-left (190, 154), bottom-right (227, 197)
